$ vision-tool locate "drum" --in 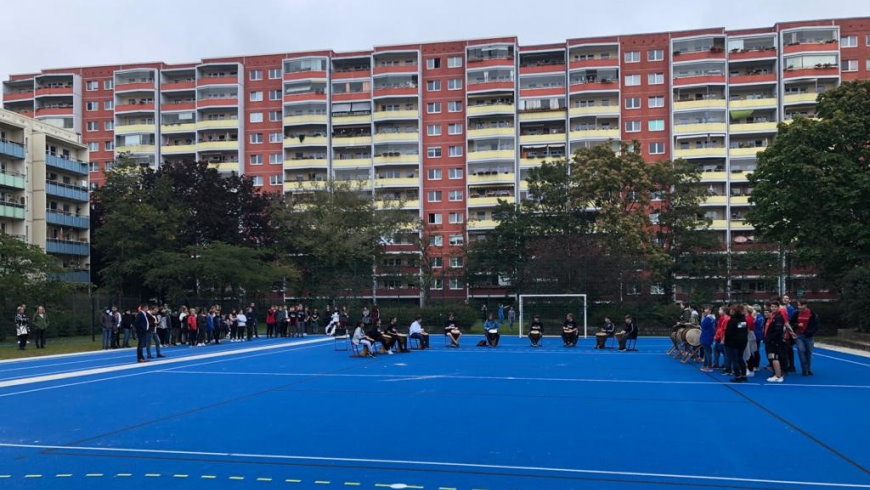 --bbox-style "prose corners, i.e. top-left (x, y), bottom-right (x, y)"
top-left (685, 328), bottom-right (701, 347)
top-left (595, 331), bottom-right (607, 348)
top-left (615, 330), bottom-right (626, 341)
top-left (676, 327), bottom-right (688, 344)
